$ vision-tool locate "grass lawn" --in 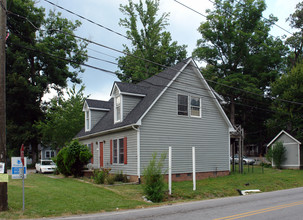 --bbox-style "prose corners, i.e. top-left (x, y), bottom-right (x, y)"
top-left (1, 167), bottom-right (303, 219)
